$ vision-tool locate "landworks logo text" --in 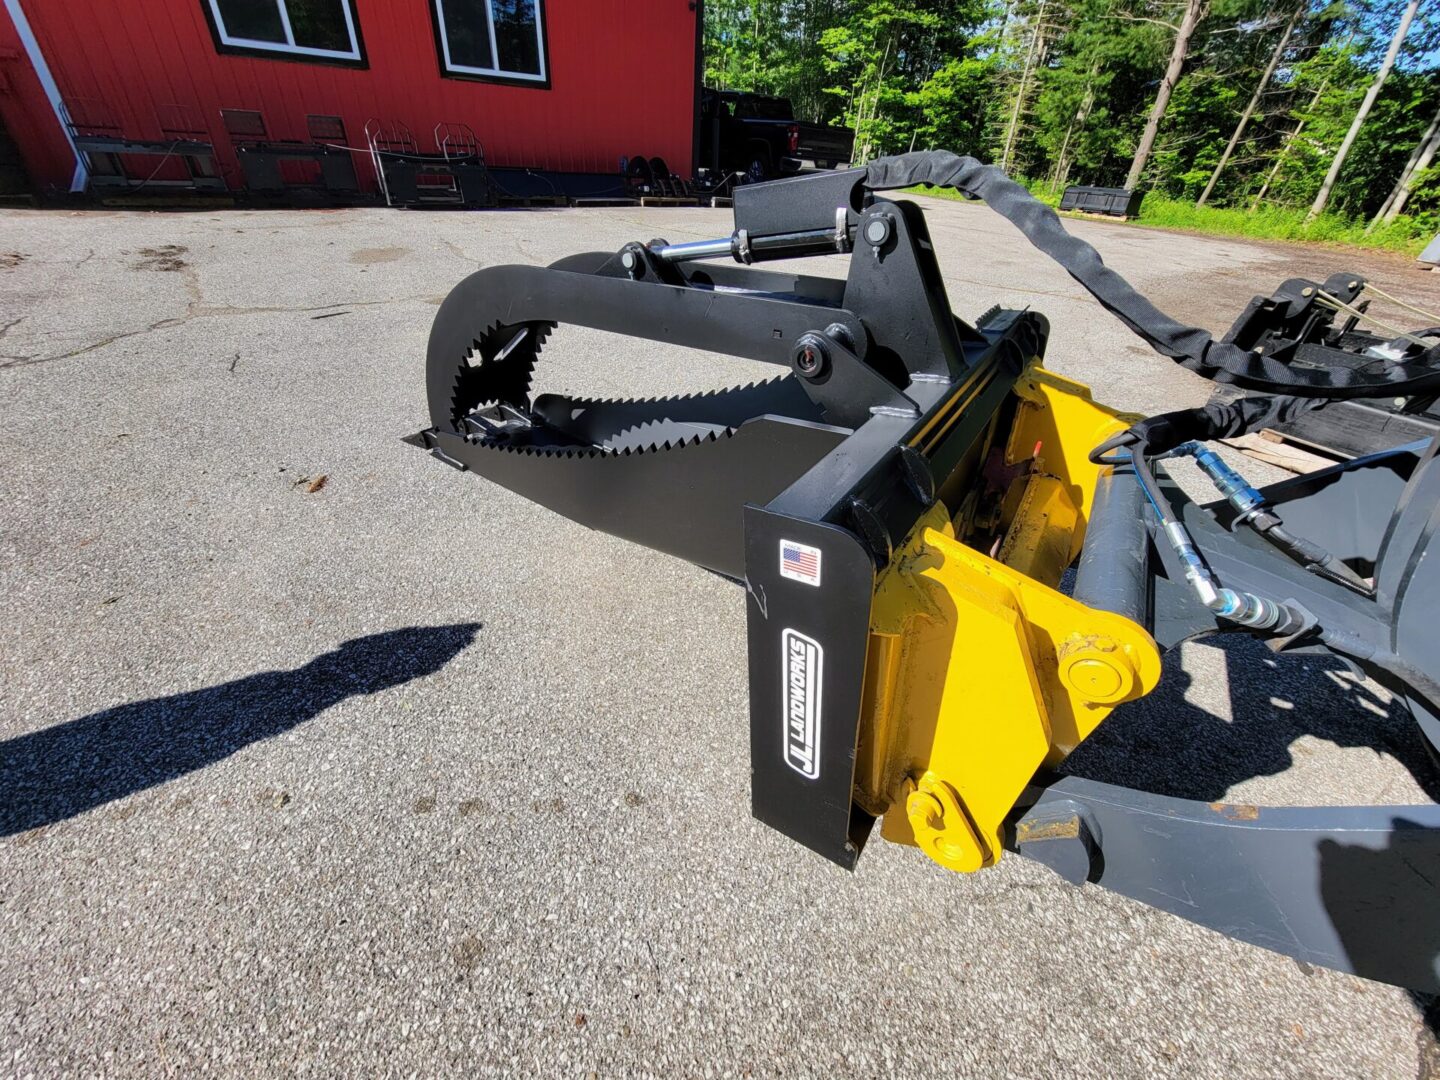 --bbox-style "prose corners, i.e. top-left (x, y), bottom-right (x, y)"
top-left (782, 629), bottom-right (824, 779)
